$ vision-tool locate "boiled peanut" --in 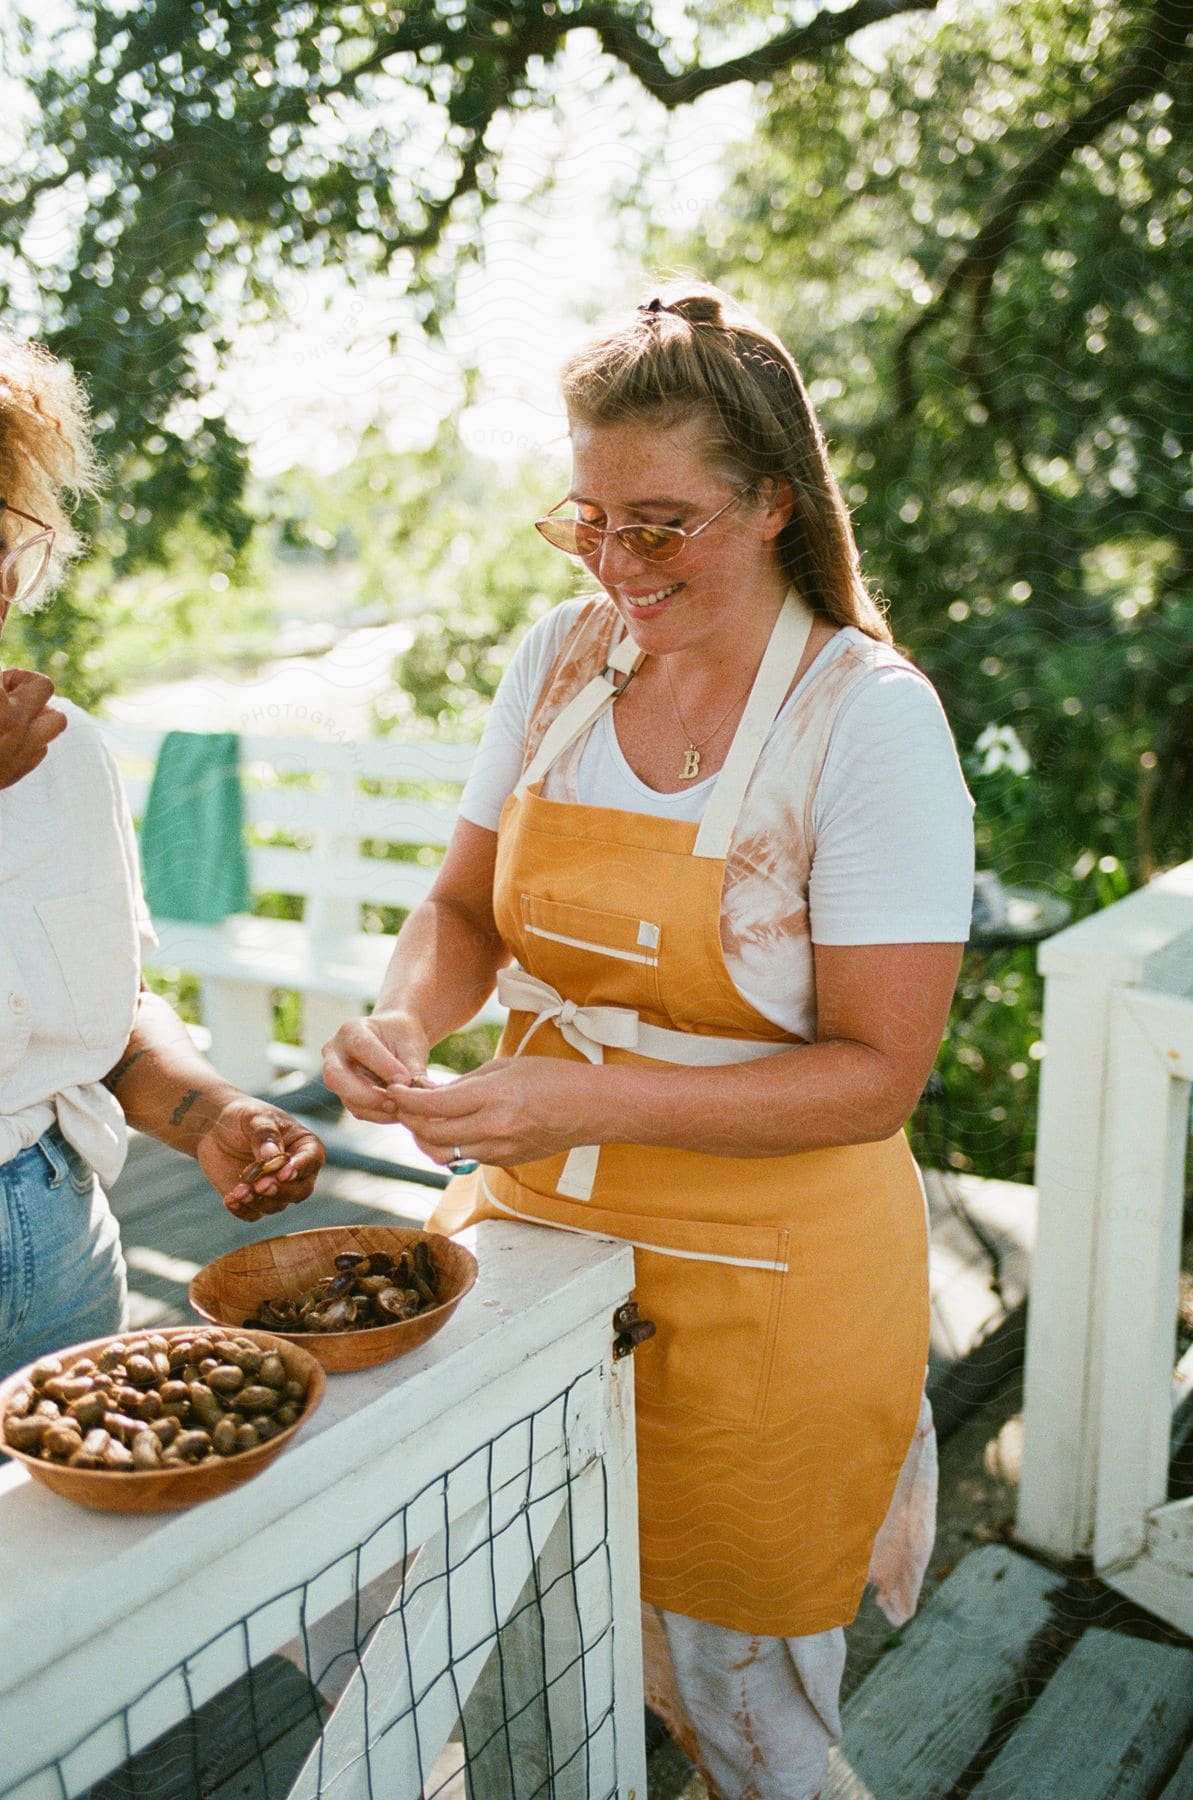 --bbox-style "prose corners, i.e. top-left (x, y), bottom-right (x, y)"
top-left (131, 1431), bottom-right (164, 1470)
top-left (187, 1383), bottom-right (224, 1430)
top-left (43, 1375), bottom-right (94, 1406)
top-left (4, 1415), bottom-right (49, 1452)
top-left (211, 1418), bottom-right (239, 1457)
top-left (66, 1392), bottom-right (109, 1431)
top-left (237, 1385), bottom-right (280, 1415)
top-left (103, 1411), bottom-right (143, 1443)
